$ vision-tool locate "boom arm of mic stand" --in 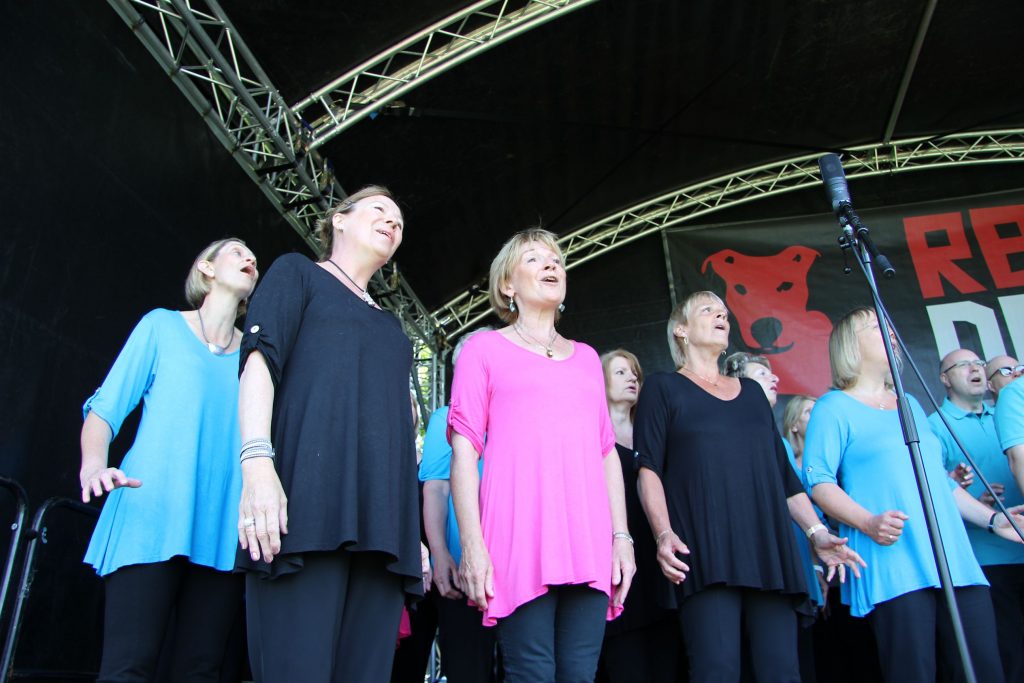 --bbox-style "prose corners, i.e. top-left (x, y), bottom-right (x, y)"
top-left (847, 235), bottom-right (978, 683)
top-left (838, 204), bottom-right (896, 278)
top-left (882, 312), bottom-right (1024, 545)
